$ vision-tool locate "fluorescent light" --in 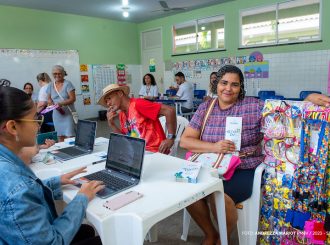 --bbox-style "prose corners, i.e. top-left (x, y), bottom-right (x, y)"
top-left (201, 26), bottom-right (206, 31)
top-left (123, 11), bottom-right (129, 18)
top-left (122, 0), bottom-right (129, 6)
